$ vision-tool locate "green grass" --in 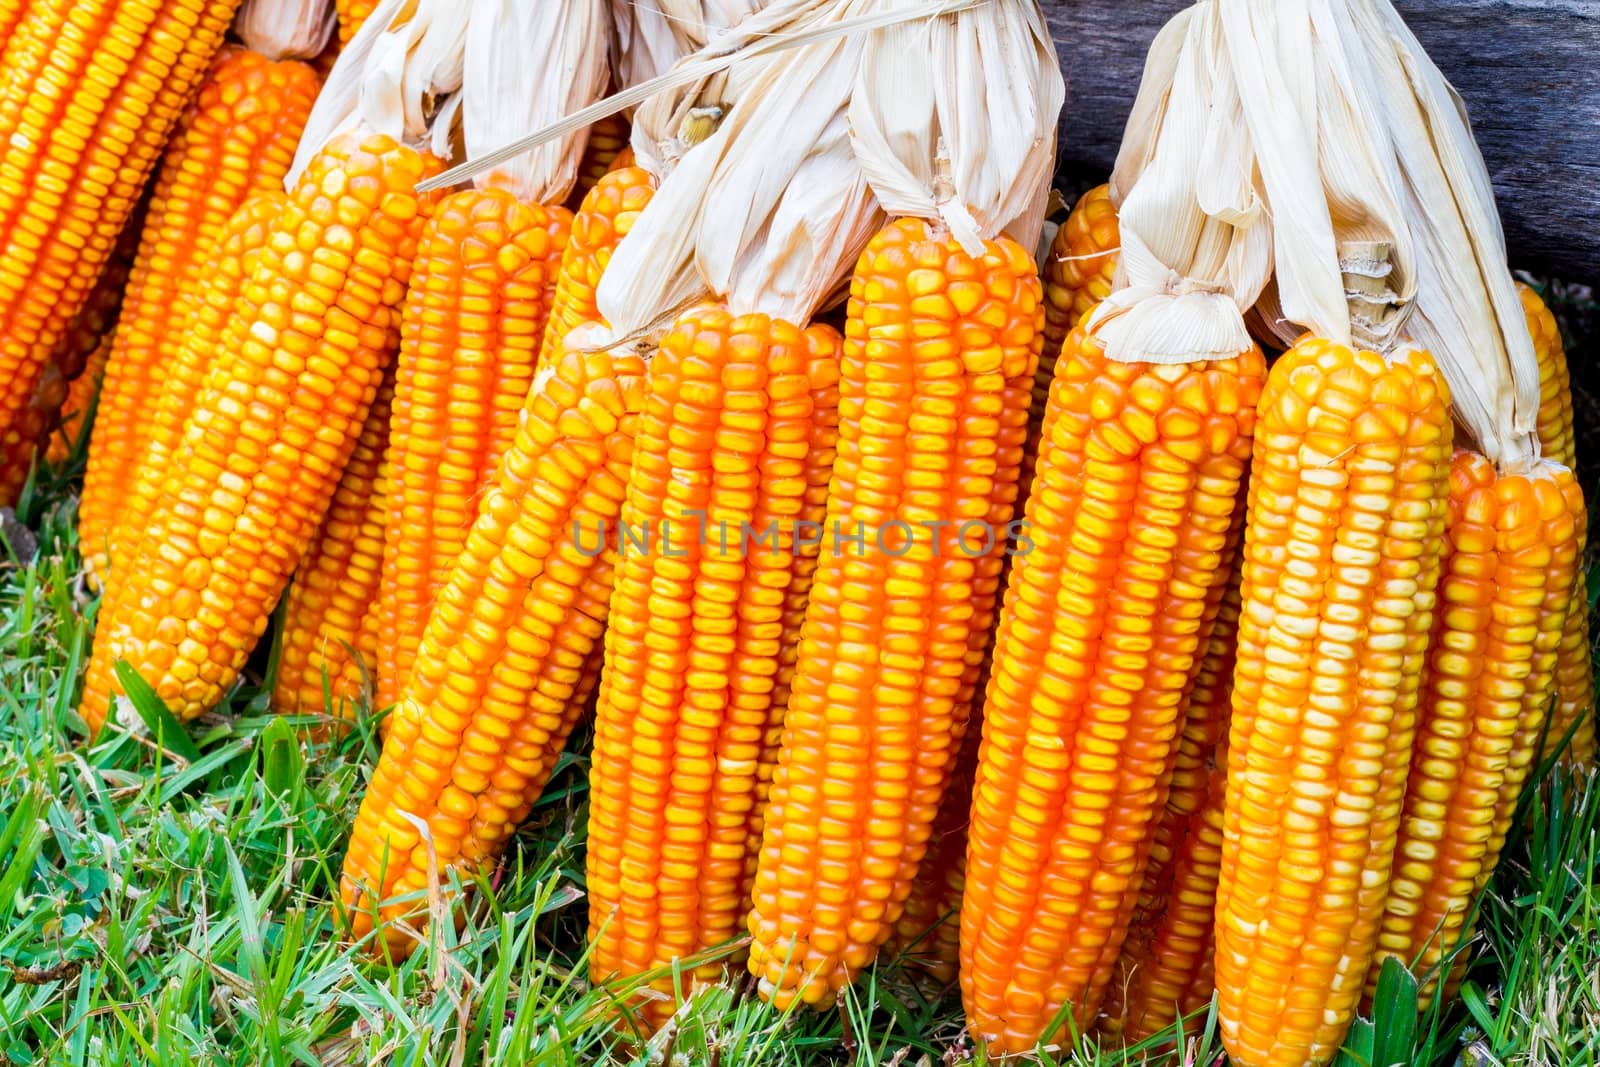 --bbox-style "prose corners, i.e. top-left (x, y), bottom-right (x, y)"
top-left (1, 457), bottom-right (1597, 1066)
